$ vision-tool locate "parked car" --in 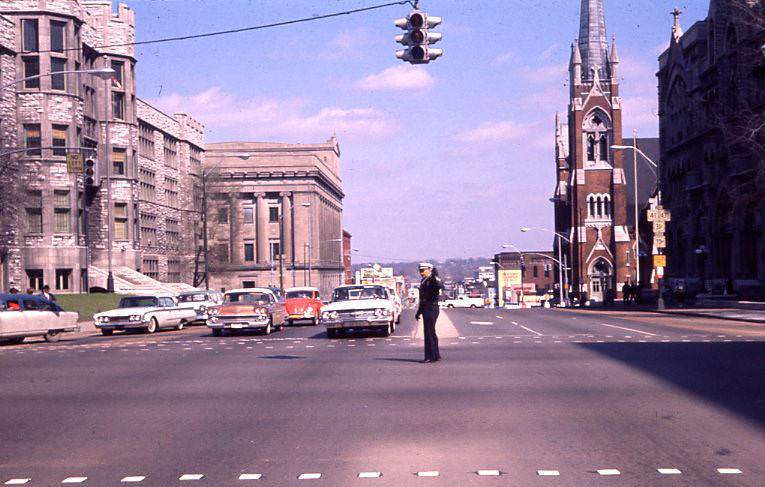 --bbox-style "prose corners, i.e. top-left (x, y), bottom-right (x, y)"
top-left (321, 285), bottom-right (396, 338)
top-left (176, 290), bottom-right (223, 325)
top-left (284, 287), bottom-right (322, 326)
top-left (440, 295), bottom-right (485, 308)
top-left (207, 288), bottom-right (286, 336)
top-left (94, 294), bottom-right (196, 336)
top-left (0, 293), bottom-right (79, 344)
